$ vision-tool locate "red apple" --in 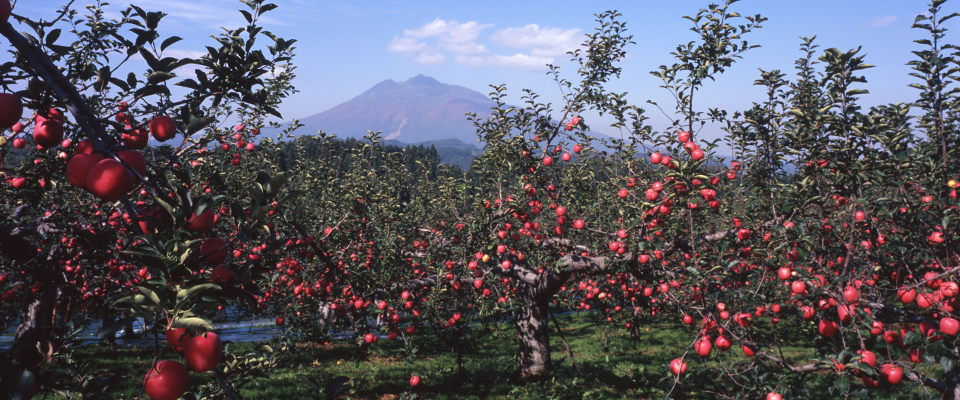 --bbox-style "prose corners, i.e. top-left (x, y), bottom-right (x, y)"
top-left (791, 281), bottom-right (806, 294)
top-left (941, 281), bottom-right (959, 298)
top-left (669, 358), bottom-right (688, 376)
top-left (165, 328), bottom-right (195, 351)
top-left (276, 317), bottom-right (285, 326)
top-left (117, 150), bottom-right (147, 180)
top-left (898, 288), bottom-right (916, 304)
top-left (200, 238), bottom-right (229, 264)
top-left (714, 335), bottom-right (732, 351)
top-left (122, 127), bottom-right (149, 149)
top-left (881, 364), bottom-right (902, 385)
top-left (150, 115), bottom-right (177, 141)
top-left (144, 360), bottom-right (190, 400)
top-left (695, 339), bottom-right (712, 357)
top-left (0, 93), bottom-right (23, 127)
top-left (75, 139), bottom-right (95, 154)
top-left (857, 350), bottom-right (876, 367)
top-left (818, 319), bottom-right (837, 337)
top-left (941, 317), bottom-right (960, 335)
top-left (184, 331), bottom-right (222, 373)
top-left (929, 231), bottom-right (945, 244)
top-left (843, 286), bottom-right (860, 303)
top-left (66, 153), bottom-right (106, 189)
top-left (36, 108), bottom-right (64, 123)
top-left (691, 148), bottom-right (704, 161)
top-left (650, 152), bottom-right (662, 164)
top-left (185, 208), bottom-right (215, 232)
top-left (209, 265), bottom-right (234, 283)
top-left (86, 159), bottom-right (134, 201)
top-left (34, 119), bottom-right (64, 147)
